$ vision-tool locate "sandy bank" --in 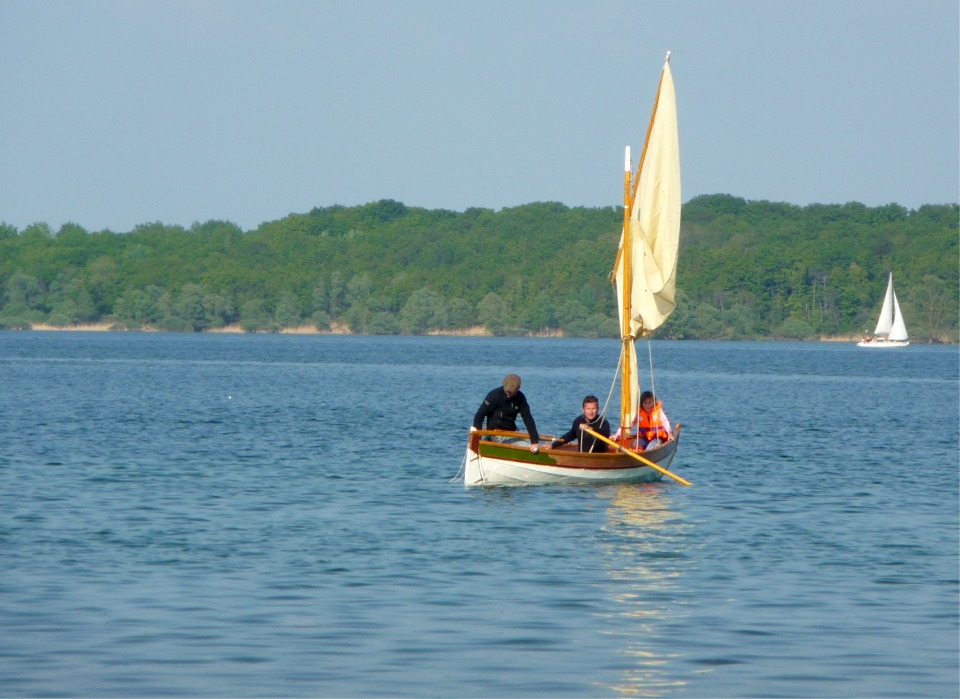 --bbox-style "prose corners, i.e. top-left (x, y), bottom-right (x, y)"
top-left (31, 322), bottom-right (121, 332)
top-left (26, 322), bottom-right (501, 336)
